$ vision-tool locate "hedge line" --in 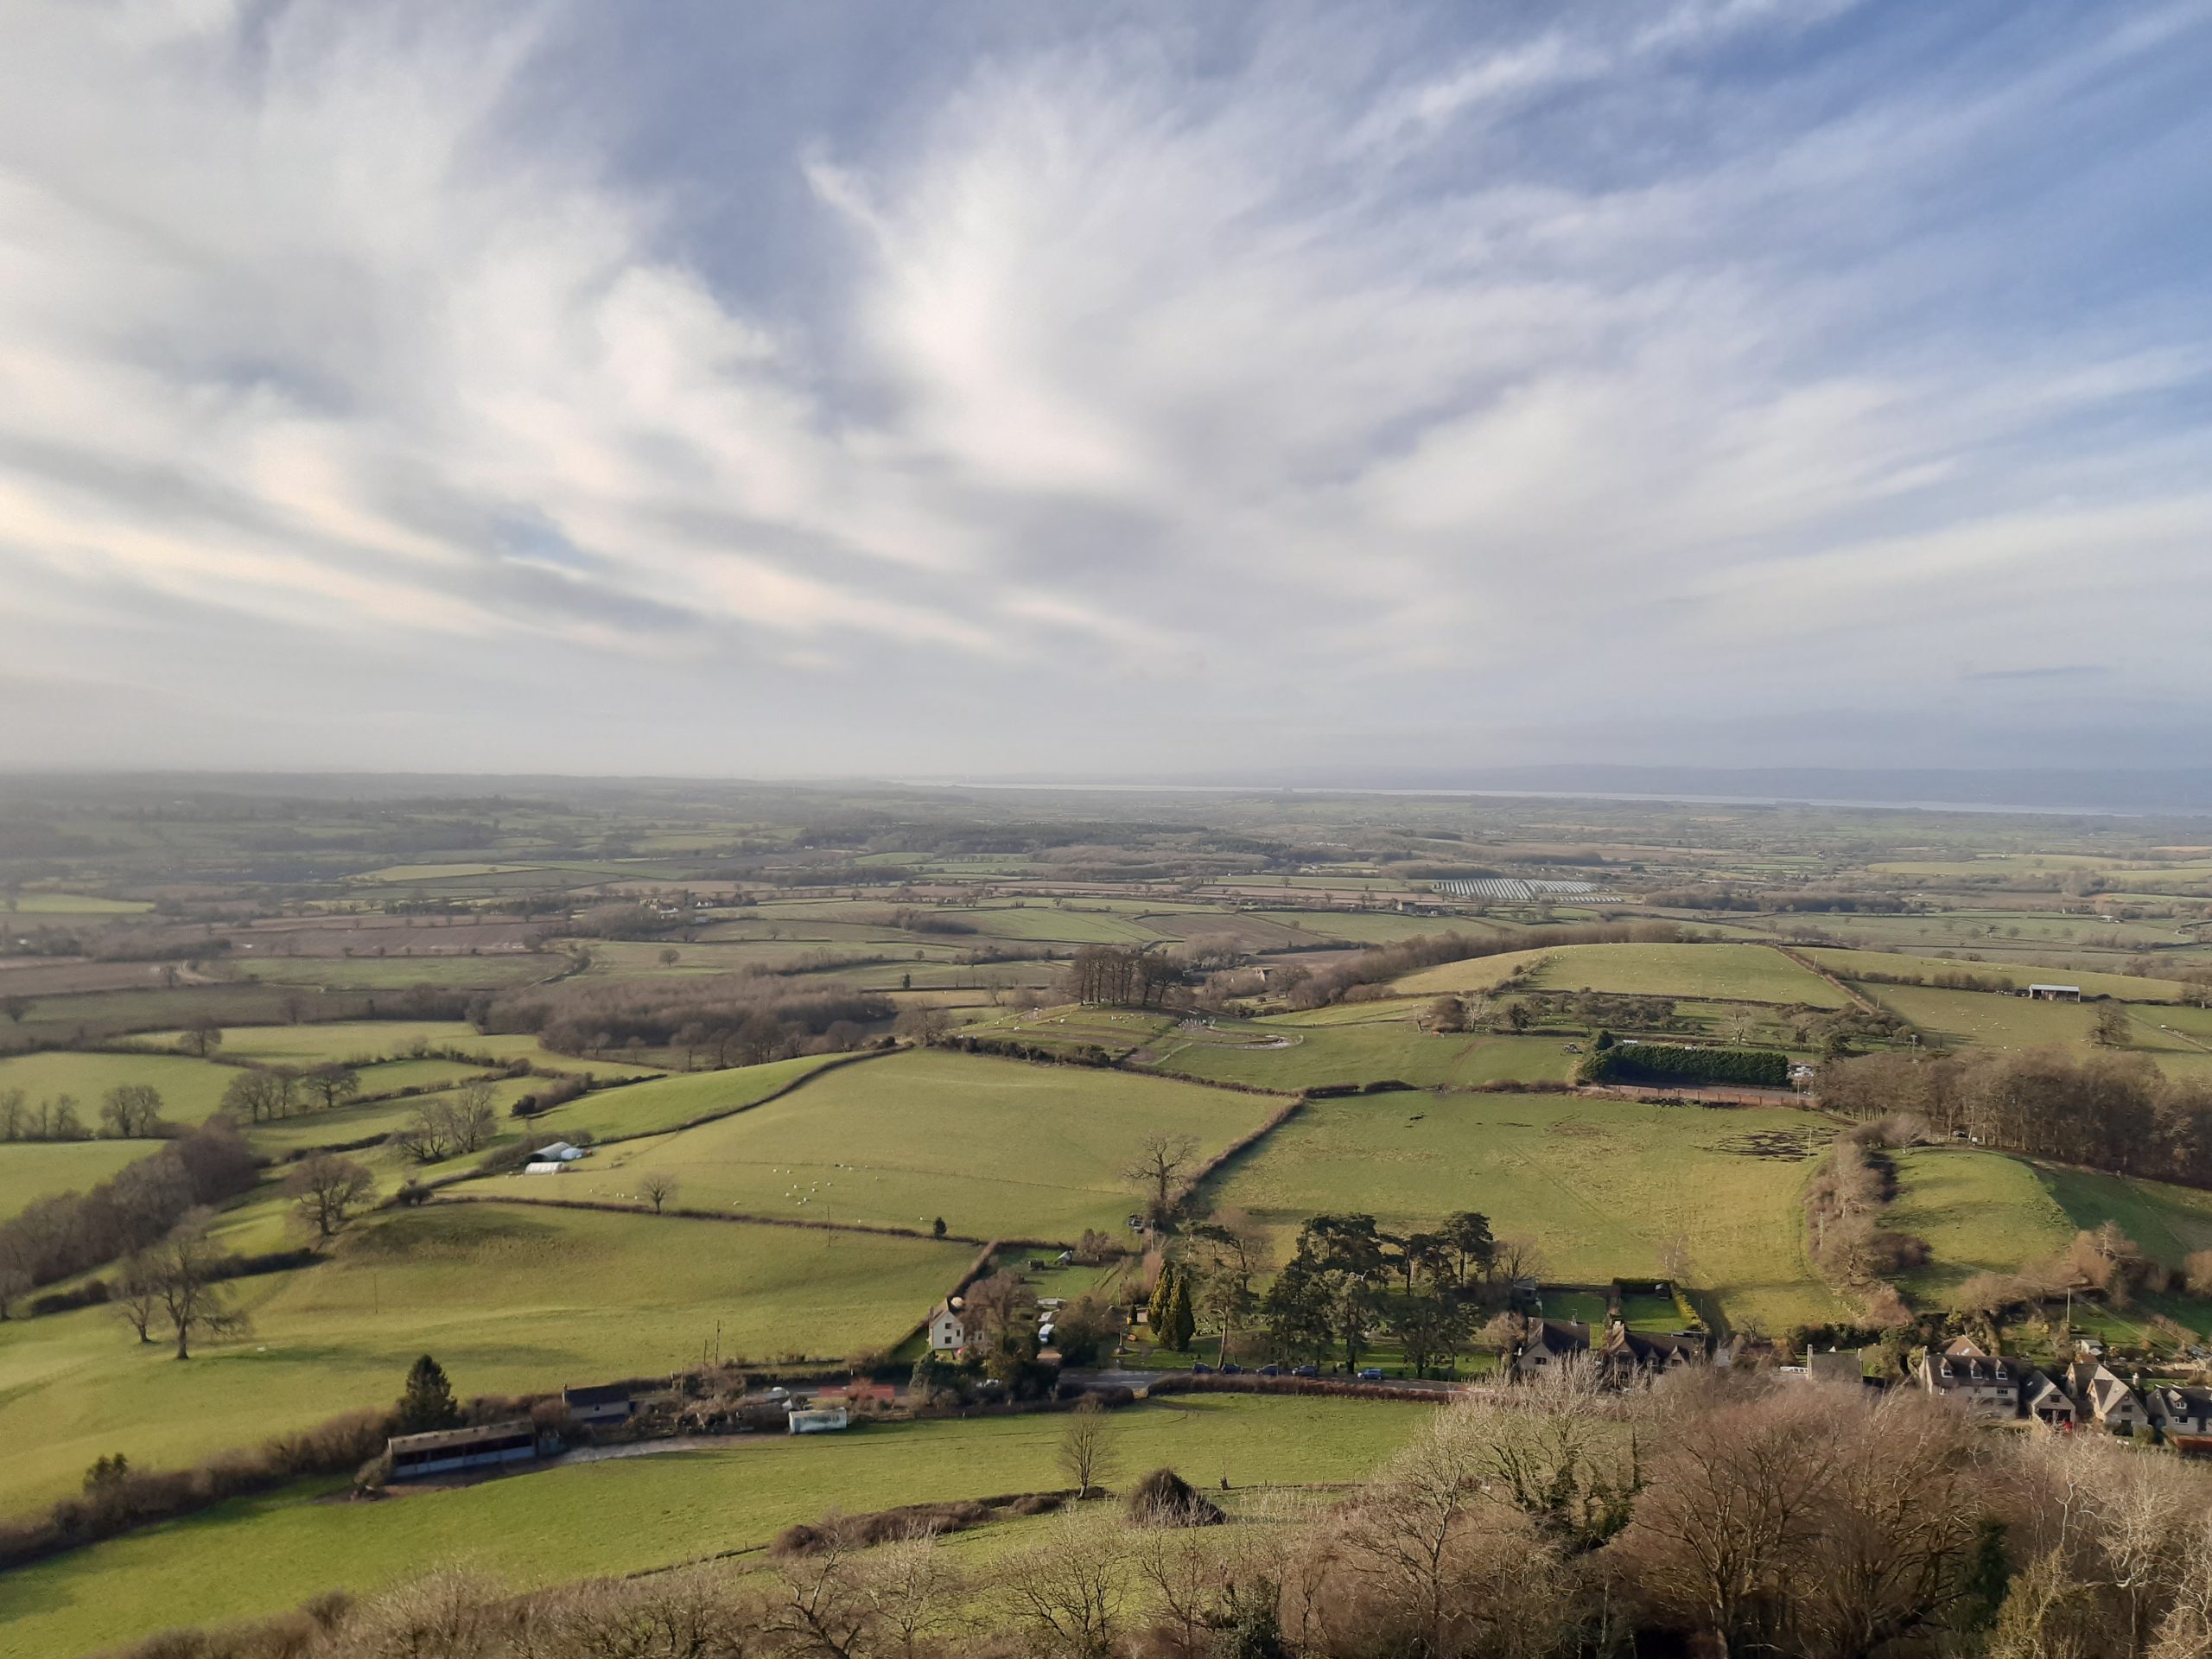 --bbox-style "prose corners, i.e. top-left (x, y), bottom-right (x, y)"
top-left (1580, 1044), bottom-right (1791, 1088)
